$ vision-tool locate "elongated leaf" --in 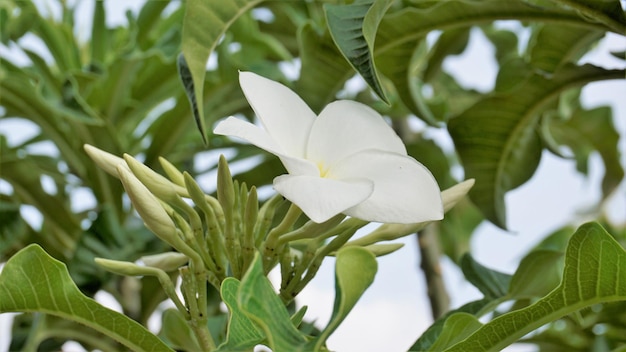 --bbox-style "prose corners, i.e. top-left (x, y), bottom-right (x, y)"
top-left (238, 254), bottom-right (308, 351)
top-left (448, 64), bottom-right (624, 228)
top-left (314, 246), bottom-right (378, 350)
top-left (0, 245), bottom-right (173, 352)
top-left (325, 0), bottom-right (392, 102)
top-left (528, 24), bottom-right (603, 73)
top-left (217, 278), bottom-right (265, 351)
top-left (181, 0), bottom-right (263, 142)
top-left (460, 254), bottom-right (511, 299)
top-left (549, 0), bottom-right (626, 34)
top-left (296, 22), bottom-right (353, 112)
top-left (442, 222), bottom-right (626, 352)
